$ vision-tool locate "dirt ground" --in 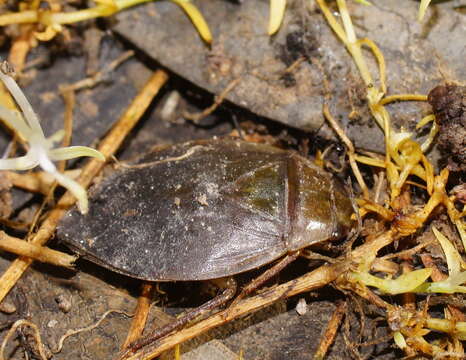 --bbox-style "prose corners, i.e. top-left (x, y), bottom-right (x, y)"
top-left (0, 0), bottom-right (464, 359)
